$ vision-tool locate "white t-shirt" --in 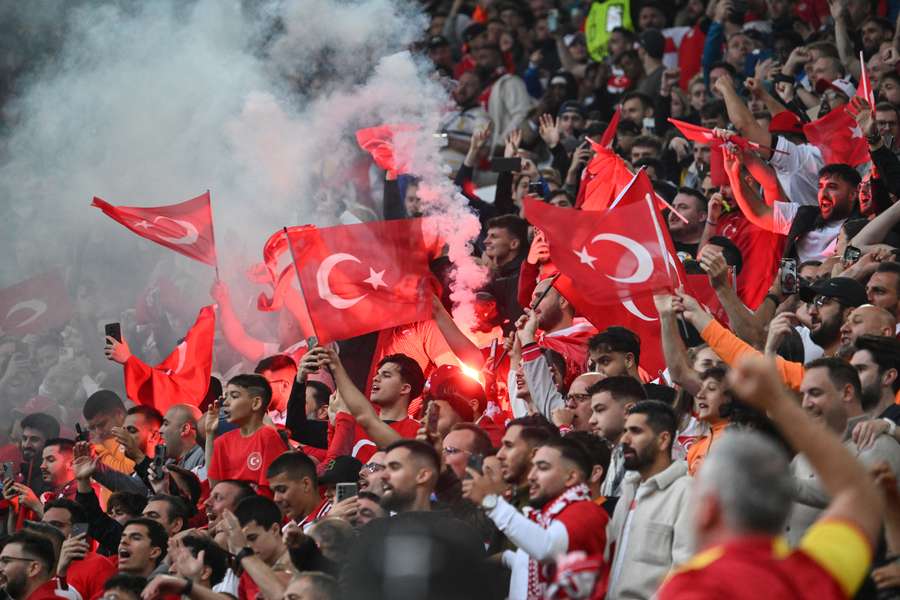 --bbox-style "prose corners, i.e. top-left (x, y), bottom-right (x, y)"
top-left (769, 136), bottom-right (824, 207)
top-left (772, 201), bottom-right (844, 263)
